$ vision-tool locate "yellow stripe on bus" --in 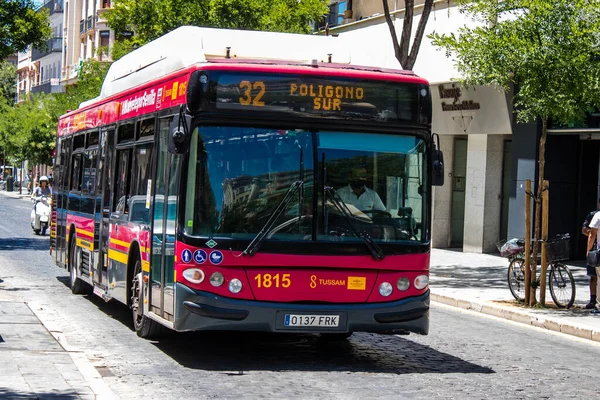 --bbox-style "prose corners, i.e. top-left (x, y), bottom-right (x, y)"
top-left (110, 238), bottom-right (130, 249)
top-left (76, 228), bottom-right (94, 238)
top-left (142, 261), bottom-right (150, 272)
top-left (76, 238), bottom-right (94, 251)
top-left (108, 248), bottom-right (128, 265)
